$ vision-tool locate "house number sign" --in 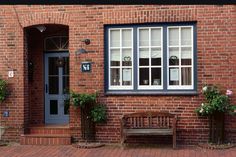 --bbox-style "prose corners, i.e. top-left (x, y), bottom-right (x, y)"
top-left (81, 62), bottom-right (91, 72)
